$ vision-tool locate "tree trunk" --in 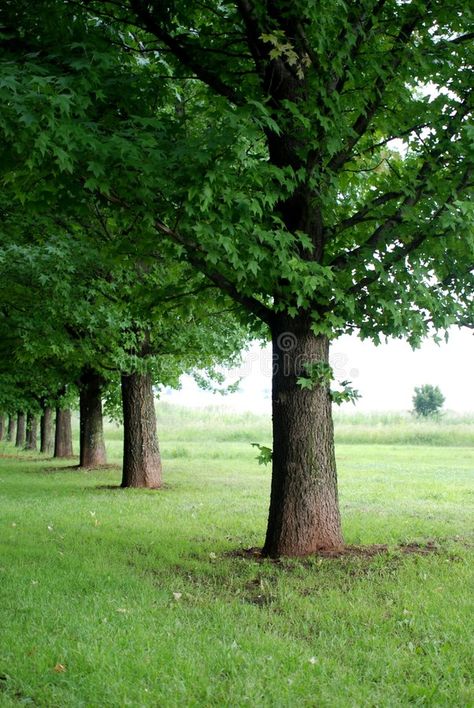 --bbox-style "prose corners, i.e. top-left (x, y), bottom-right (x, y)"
top-left (121, 372), bottom-right (162, 488)
top-left (40, 407), bottom-right (54, 455)
top-left (79, 368), bottom-right (107, 468)
top-left (262, 316), bottom-right (343, 557)
top-left (54, 408), bottom-right (73, 458)
top-left (15, 412), bottom-right (26, 448)
top-left (25, 413), bottom-right (38, 450)
top-left (7, 415), bottom-right (16, 442)
top-left (0, 415), bottom-right (4, 441)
